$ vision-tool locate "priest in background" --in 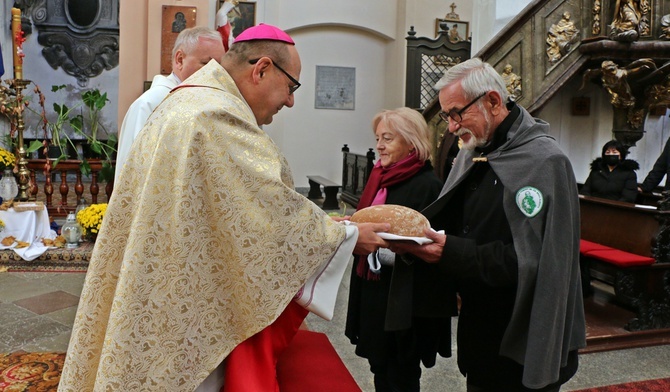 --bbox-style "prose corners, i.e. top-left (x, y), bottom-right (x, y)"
top-left (114, 26), bottom-right (225, 184)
